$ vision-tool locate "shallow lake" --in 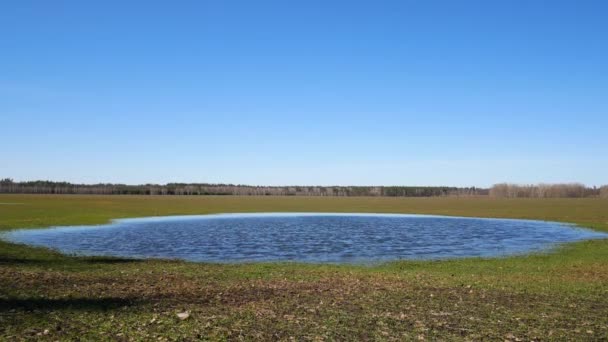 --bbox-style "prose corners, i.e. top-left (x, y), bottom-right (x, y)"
top-left (3, 213), bottom-right (607, 263)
